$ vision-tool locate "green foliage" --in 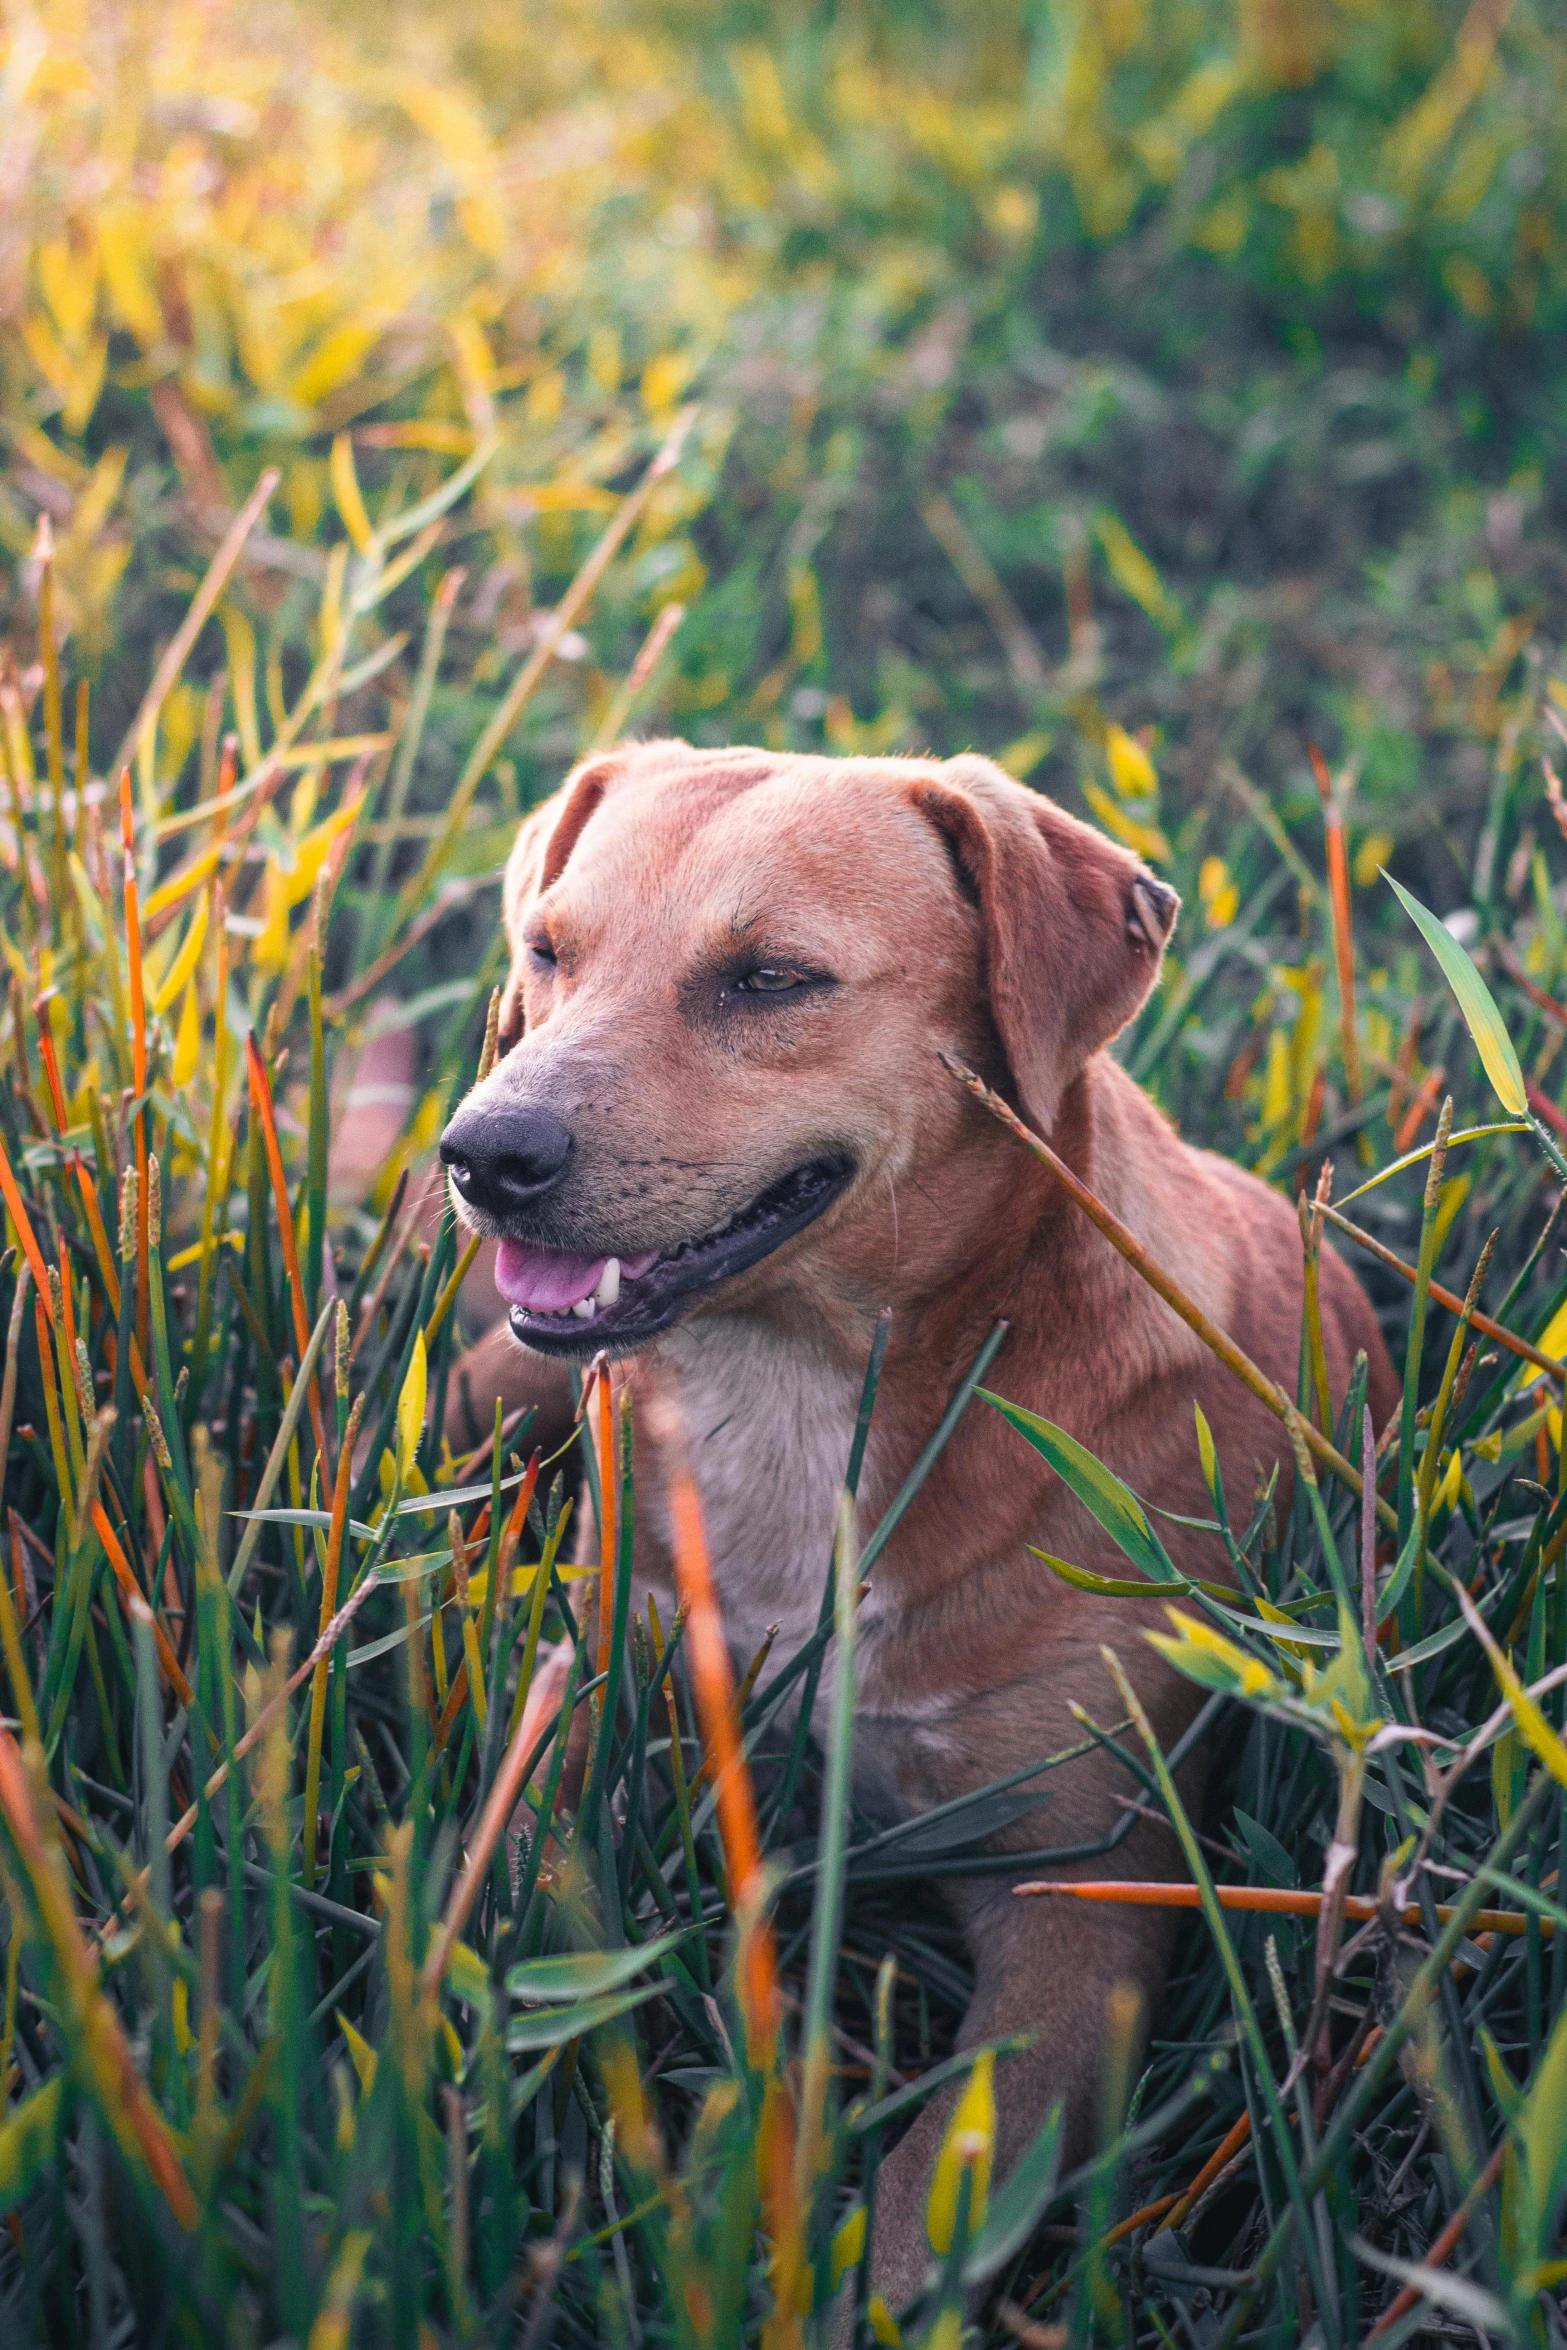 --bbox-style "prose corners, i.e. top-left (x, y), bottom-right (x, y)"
top-left (1387, 872), bottom-right (1528, 1116)
top-left (7, 2), bottom-right (1567, 2345)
